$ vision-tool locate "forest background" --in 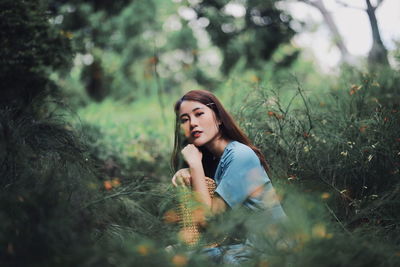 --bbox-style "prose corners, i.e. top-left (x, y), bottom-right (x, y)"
top-left (1, 0), bottom-right (399, 266)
